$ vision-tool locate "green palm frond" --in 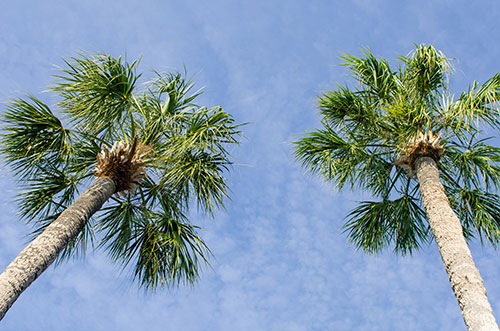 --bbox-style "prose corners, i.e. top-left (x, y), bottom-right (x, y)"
top-left (385, 99), bottom-right (433, 136)
top-left (134, 94), bottom-right (167, 147)
top-left (295, 126), bottom-right (359, 189)
top-left (447, 73), bottom-right (500, 129)
top-left (359, 157), bottom-right (397, 198)
top-left (52, 53), bottom-right (139, 136)
top-left (341, 49), bottom-right (397, 102)
top-left (97, 173), bottom-right (213, 289)
top-left (17, 163), bottom-right (78, 222)
top-left (451, 189), bottom-right (500, 245)
top-left (294, 123), bottom-right (395, 194)
top-left (344, 195), bottom-right (429, 255)
top-left (1, 96), bottom-right (72, 177)
top-left (343, 200), bottom-right (393, 253)
top-left (400, 44), bottom-right (450, 105)
top-left (98, 195), bottom-right (146, 261)
top-left (441, 135), bottom-right (500, 191)
top-left (137, 176), bottom-right (186, 217)
top-left (318, 87), bottom-right (380, 132)
top-left (165, 107), bottom-right (241, 156)
top-left (148, 70), bottom-right (202, 116)
top-left (127, 213), bottom-right (211, 289)
top-left (135, 71), bottom-right (201, 146)
top-left (68, 138), bottom-right (105, 178)
top-left (162, 151), bottom-right (230, 213)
